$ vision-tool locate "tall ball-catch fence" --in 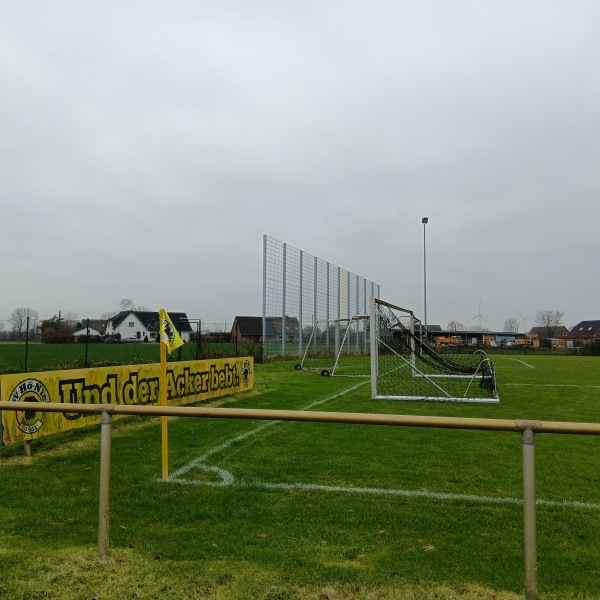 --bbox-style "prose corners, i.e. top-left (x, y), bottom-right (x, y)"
top-left (263, 235), bottom-right (380, 362)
